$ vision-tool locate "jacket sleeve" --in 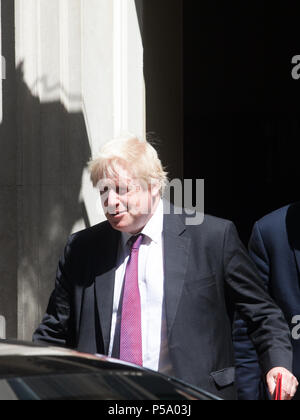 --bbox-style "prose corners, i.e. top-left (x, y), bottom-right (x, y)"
top-left (232, 315), bottom-right (266, 400)
top-left (224, 222), bottom-right (293, 378)
top-left (232, 222), bottom-right (271, 399)
top-left (32, 236), bottom-right (76, 348)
